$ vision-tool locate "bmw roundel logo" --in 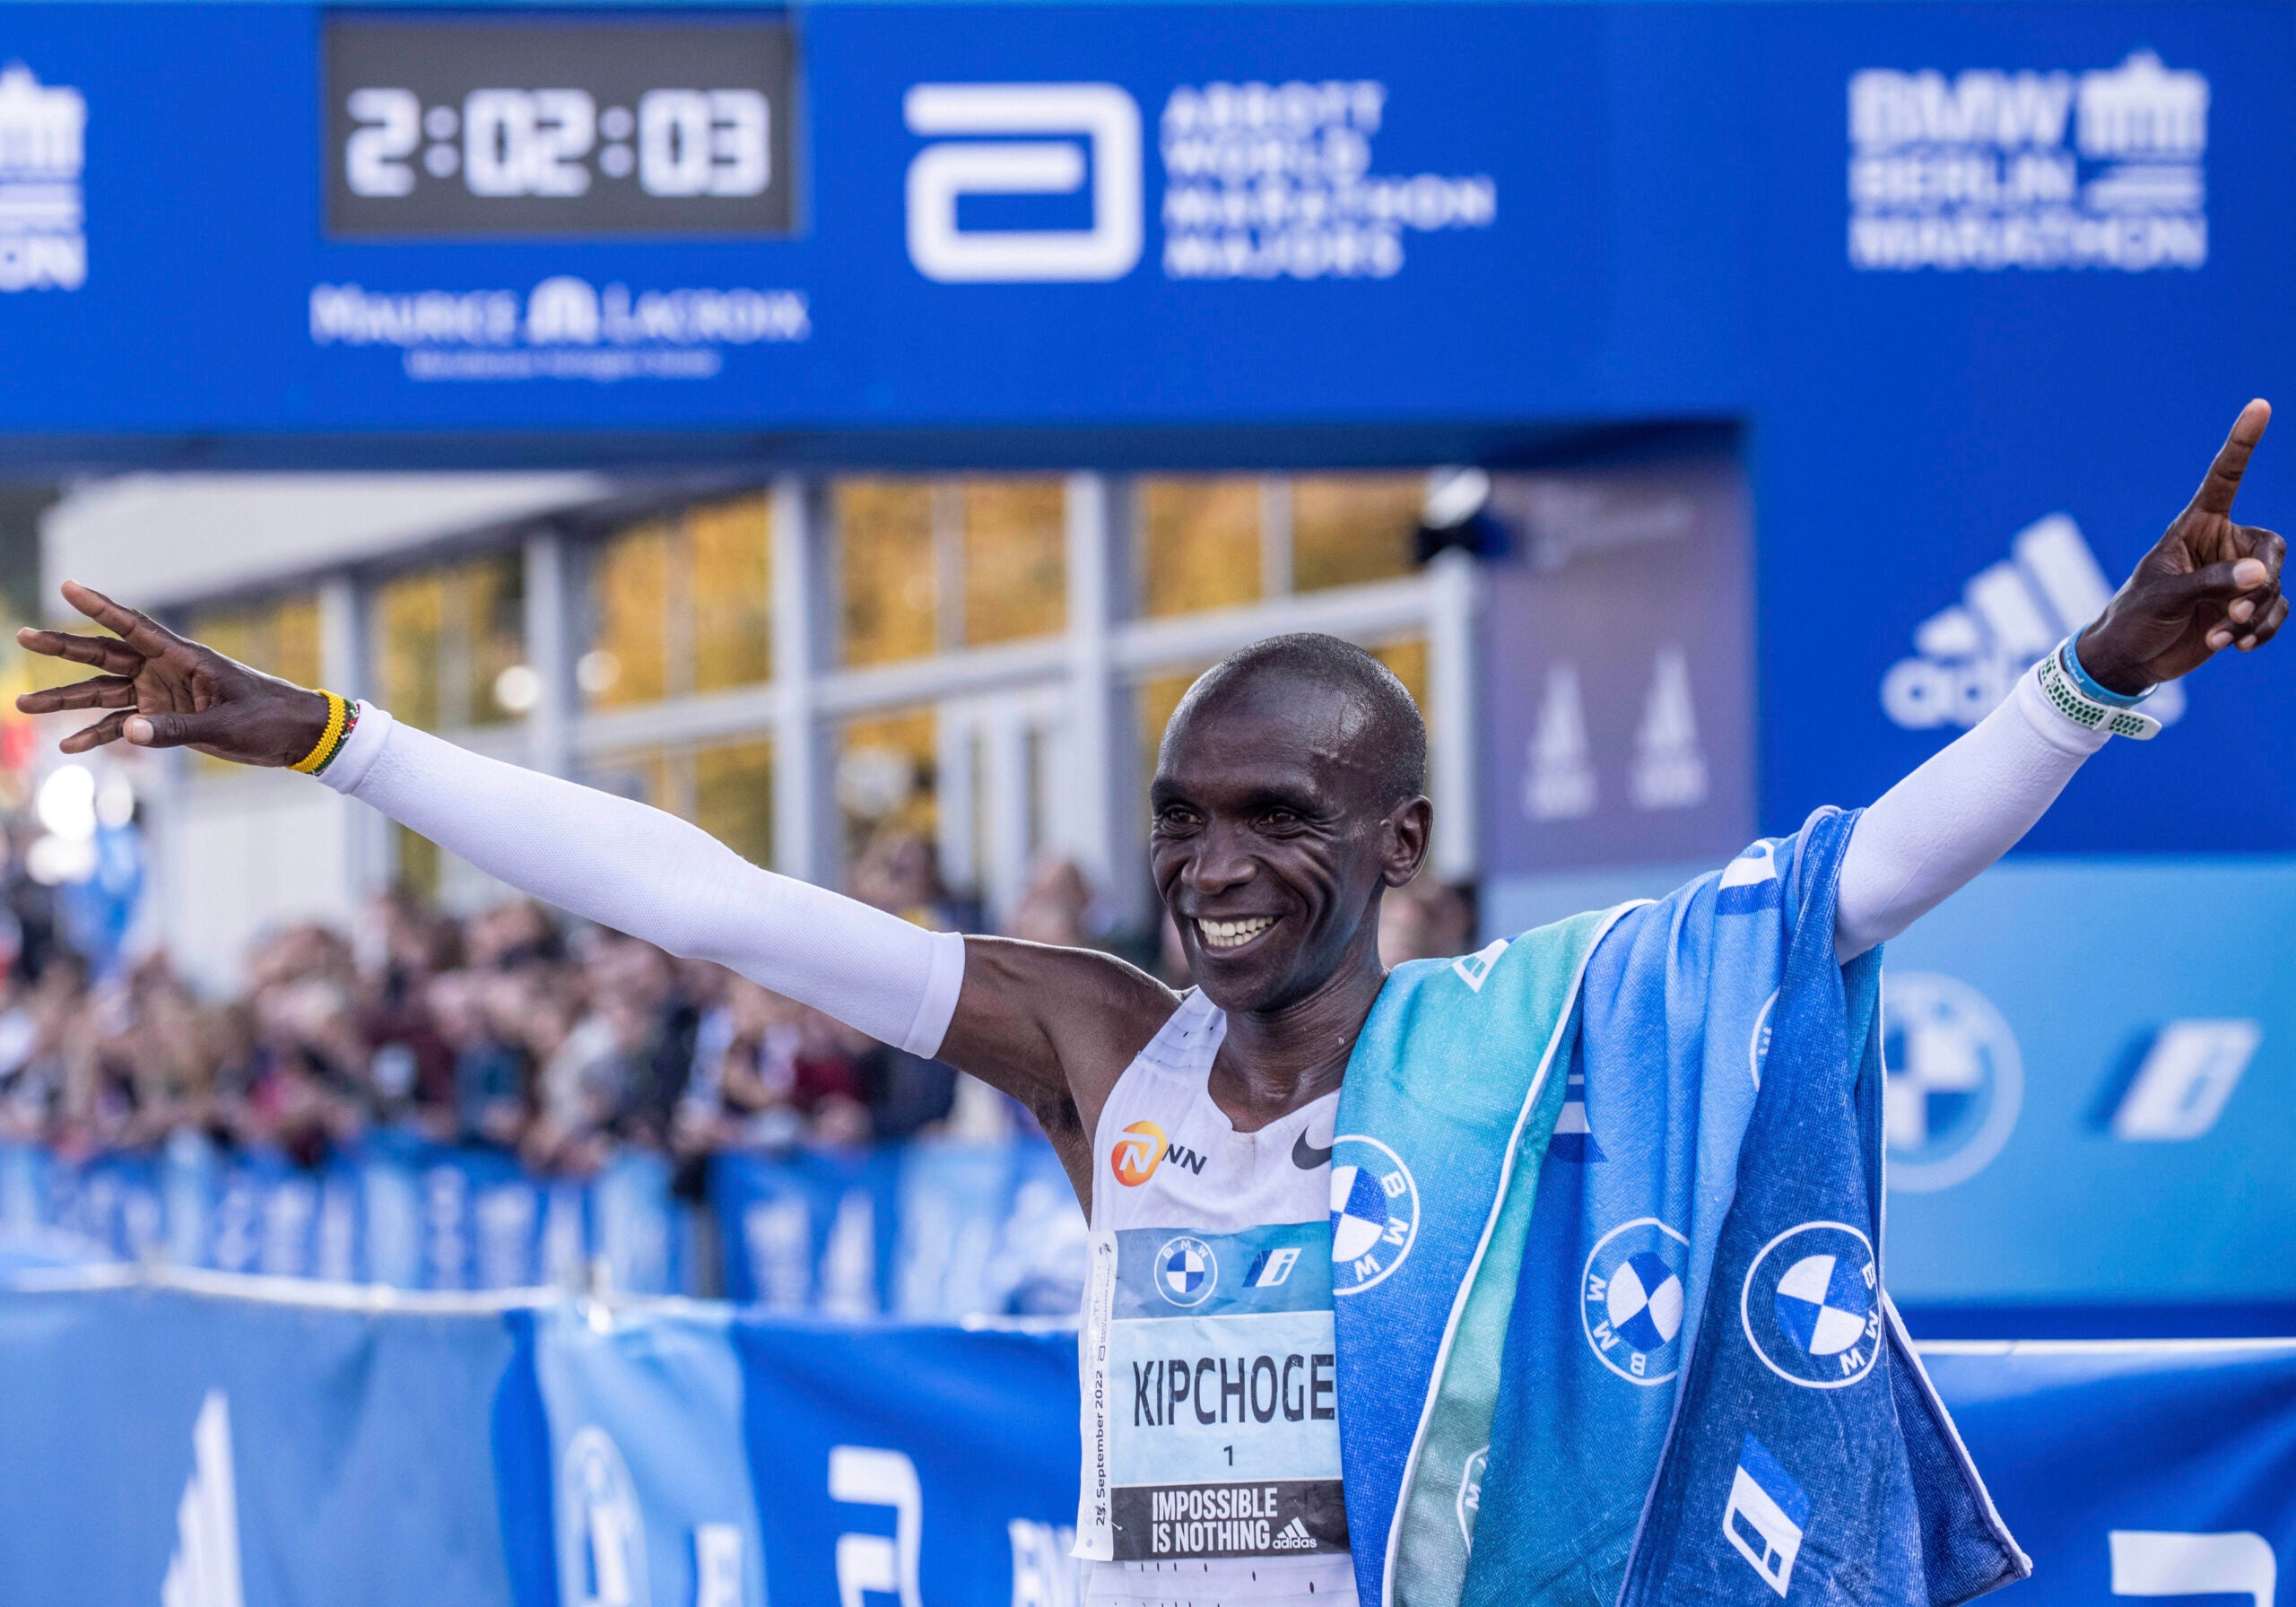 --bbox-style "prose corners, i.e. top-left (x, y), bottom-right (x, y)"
top-left (1883, 971), bottom-right (2022, 1193)
top-left (1581, 1217), bottom-right (1692, 1385)
top-left (1328, 1134), bottom-right (1418, 1296)
top-left (1740, 1220), bottom-right (1881, 1389)
top-left (1157, 1235), bottom-right (1218, 1307)
top-left (1457, 1444), bottom-right (1488, 1547)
